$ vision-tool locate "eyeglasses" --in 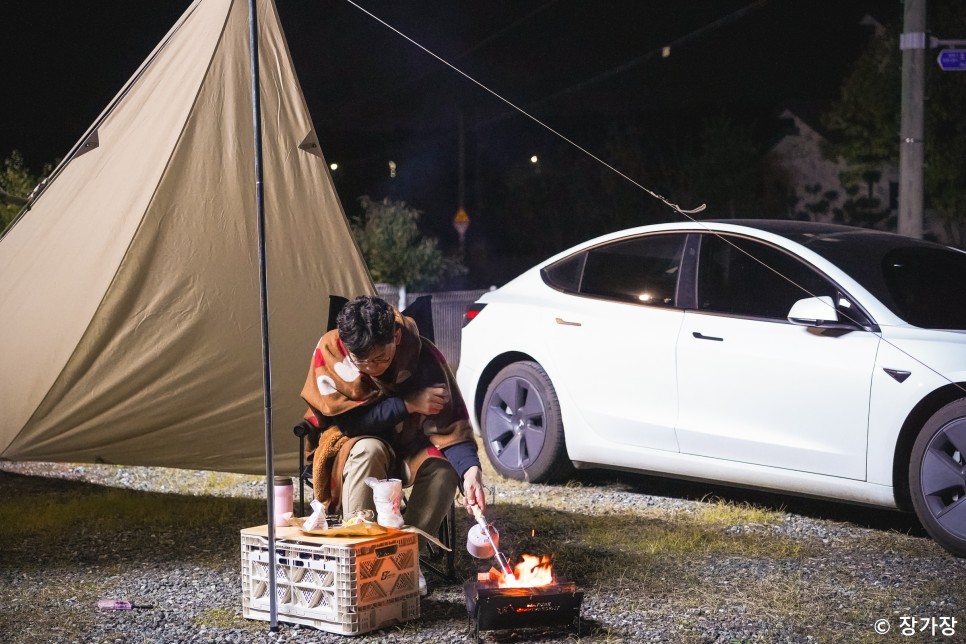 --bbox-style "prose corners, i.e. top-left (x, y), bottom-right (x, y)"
top-left (348, 342), bottom-right (395, 369)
